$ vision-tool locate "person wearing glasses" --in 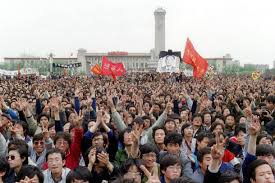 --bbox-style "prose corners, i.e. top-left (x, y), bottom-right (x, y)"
top-left (30, 133), bottom-right (53, 170)
top-left (160, 154), bottom-right (182, 183)
top-left (5, 144), bottom-right (28, 183)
